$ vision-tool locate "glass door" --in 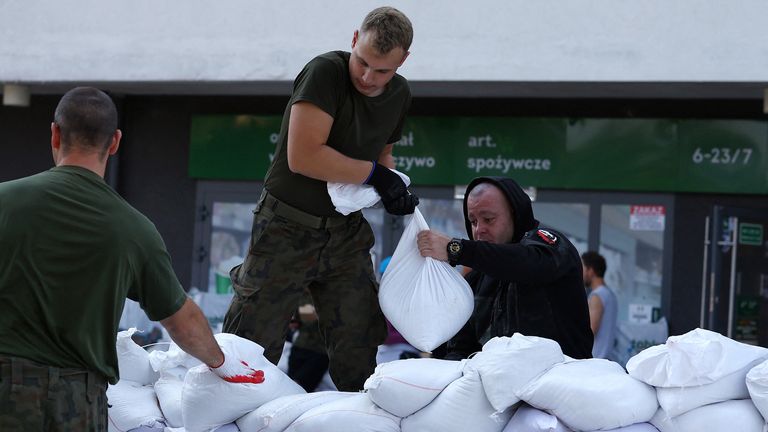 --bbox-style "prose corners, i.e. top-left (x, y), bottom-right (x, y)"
top-left (706, 206), bottom-right (768, 346)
